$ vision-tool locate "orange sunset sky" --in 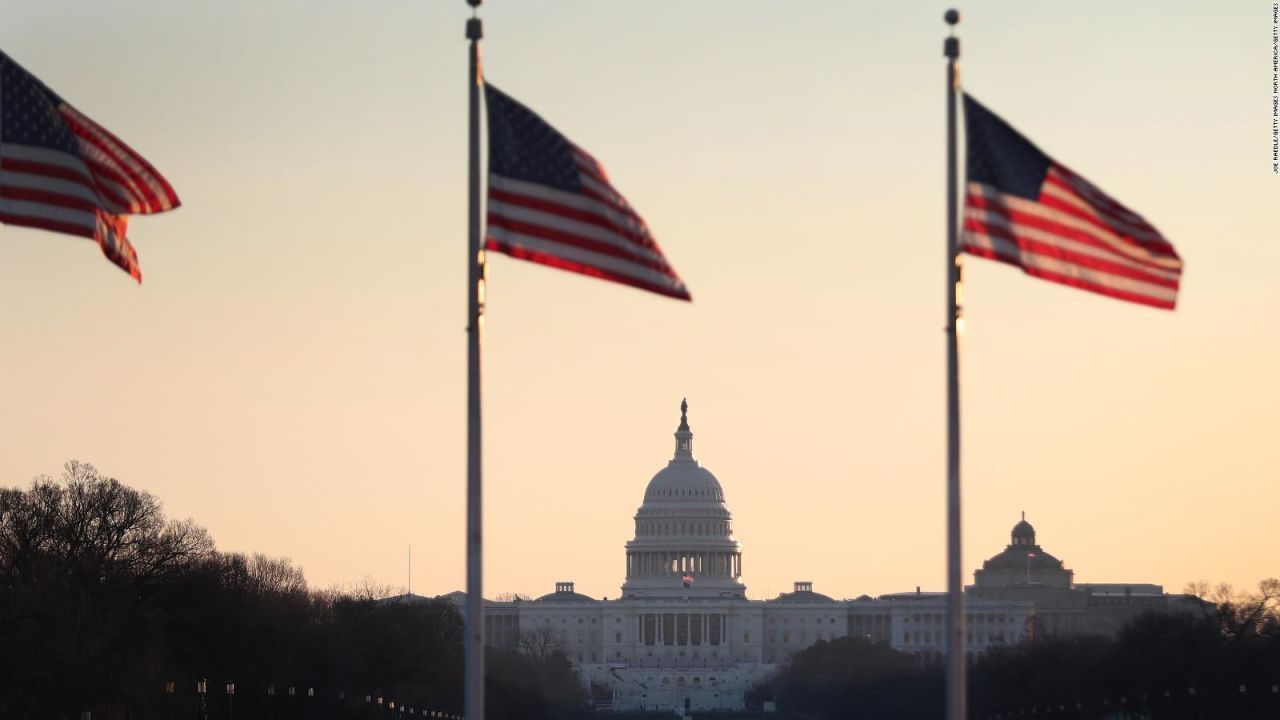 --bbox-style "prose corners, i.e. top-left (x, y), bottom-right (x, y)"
top-left (1, 1), bottom-right (1276, 602)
